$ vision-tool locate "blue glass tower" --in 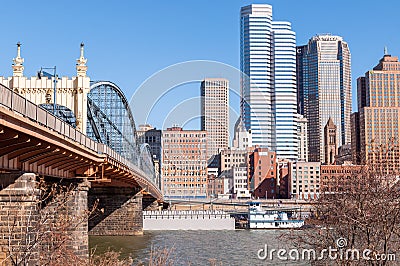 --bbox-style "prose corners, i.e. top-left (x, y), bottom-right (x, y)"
top-left (240, 4), bottom-right (298, 160)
